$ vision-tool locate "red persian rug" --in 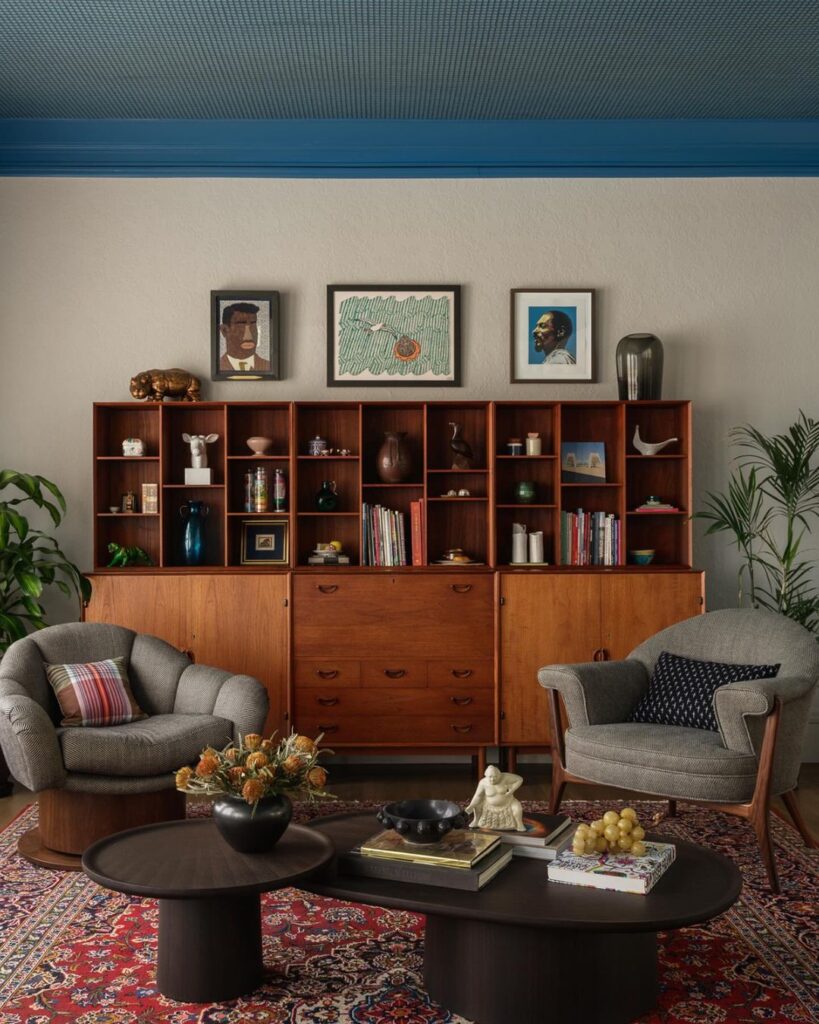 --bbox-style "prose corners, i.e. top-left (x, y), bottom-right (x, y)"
top-left (0, 799), bottom-right (816, 1024)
